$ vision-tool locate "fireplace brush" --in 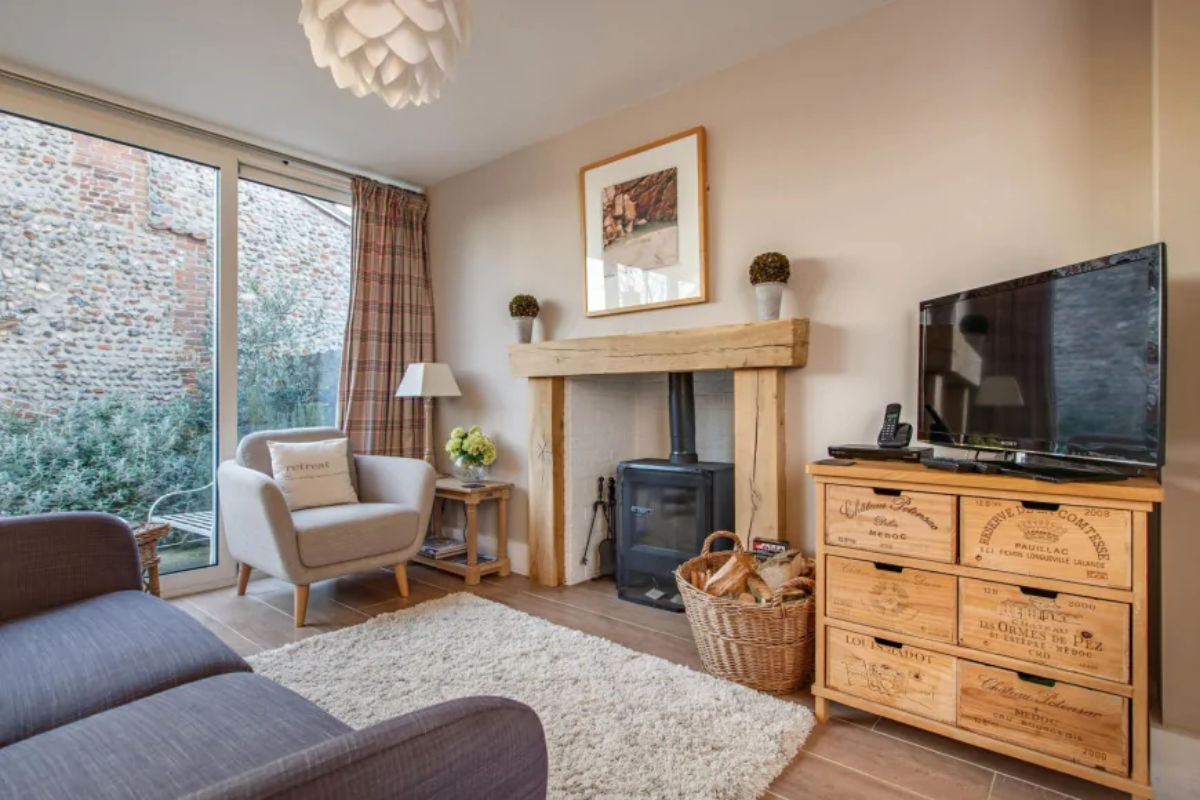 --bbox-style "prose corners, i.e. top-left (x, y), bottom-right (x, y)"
top-left (581, 476), bottom-right (607, 566)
